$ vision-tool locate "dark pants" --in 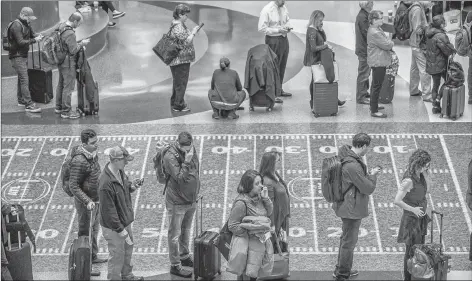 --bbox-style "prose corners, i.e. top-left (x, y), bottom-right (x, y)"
top-left (468, 57), bottom-right (472, 99)
top-left (10, 57), bottom-right (33, 106)
top-left (356, 56), bottom-right (371, 102)
top-left (431, 71), bottom-right (446, 101)
top-left (334, 218), bottom-right (362, 280)
top-left (56, 64), bottom-right (76, 113)
top-left (265, 35), bottom-right (289, 85)
top-left (1, 265), bottom-right (12, 281)
top-left (370, 67), bottom-right (386, 113)
top-left (469, 232), bottom-right (472, 261)
top-left (404, 234), bottom-right (425, 281)
top-left (100, 1), bottom-right (116, 13)
top-left (170, 63), bottom-right (190, 110)
top-left (75, 199), bottom-right (100, 259)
